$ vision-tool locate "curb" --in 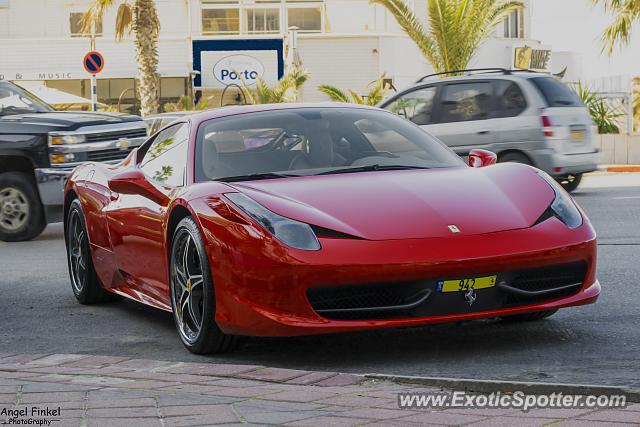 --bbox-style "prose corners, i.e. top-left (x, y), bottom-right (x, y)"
top-left (604, 165), bottom-right (640, 172)
top-left (365, 374), bottom-right (640, 403)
